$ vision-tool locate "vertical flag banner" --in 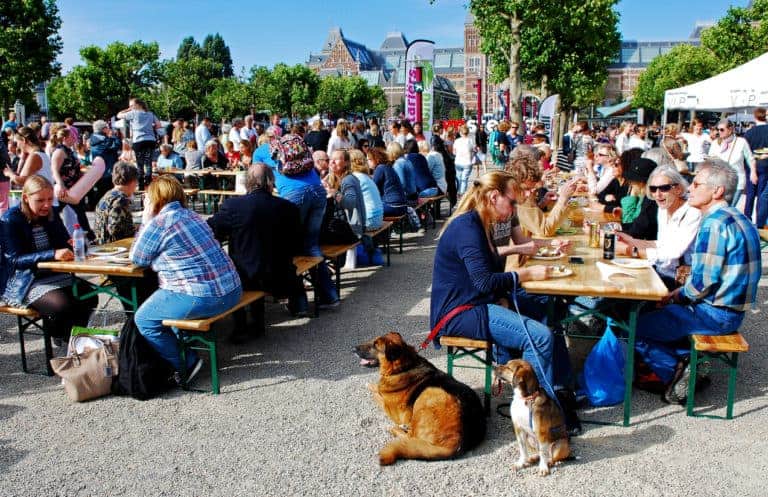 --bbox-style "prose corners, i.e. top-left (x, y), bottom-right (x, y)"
top-left (538, 94), bottom-right (559, 142)
top-left (405, 40), bottom-right (435, 132)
